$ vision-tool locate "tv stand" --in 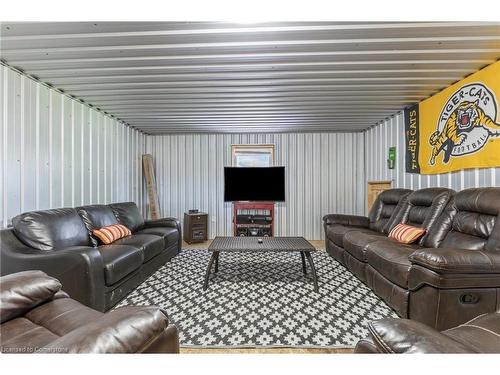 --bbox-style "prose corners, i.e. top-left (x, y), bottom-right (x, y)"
top-left (233, 202), bottom-right (275, 237)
